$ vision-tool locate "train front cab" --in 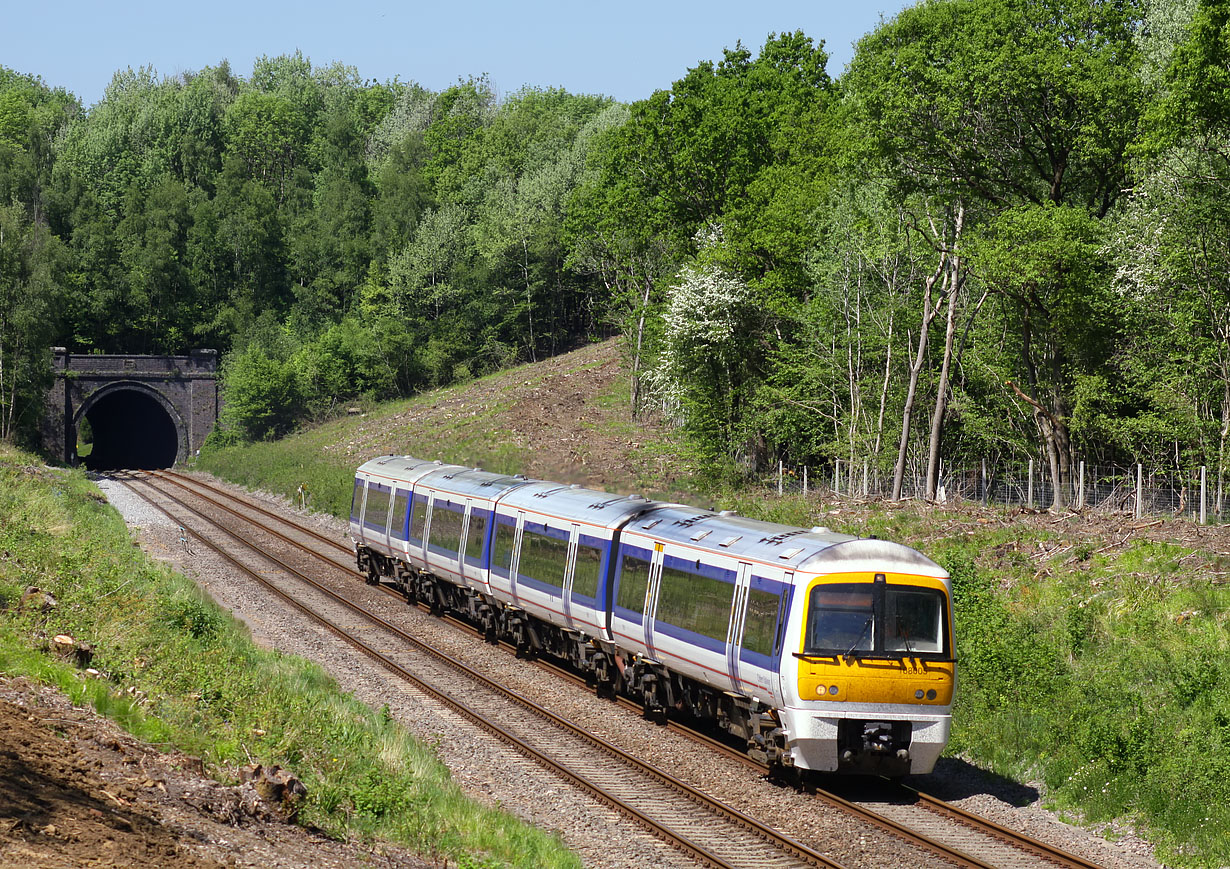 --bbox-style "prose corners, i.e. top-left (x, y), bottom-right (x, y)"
top-left (778, 557), bottom-right (954, 777)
